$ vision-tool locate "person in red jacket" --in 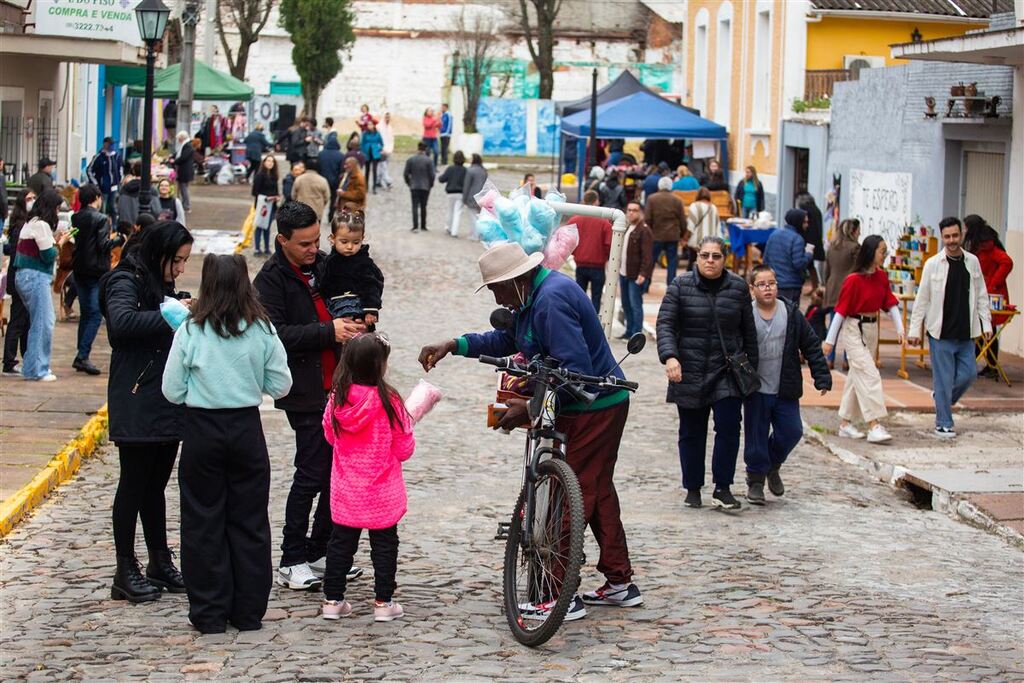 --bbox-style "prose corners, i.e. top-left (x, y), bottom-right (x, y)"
top-left (570, 189), bottom-right (613, 313)
top-left (964, 214), bottom-right (1014, 376)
